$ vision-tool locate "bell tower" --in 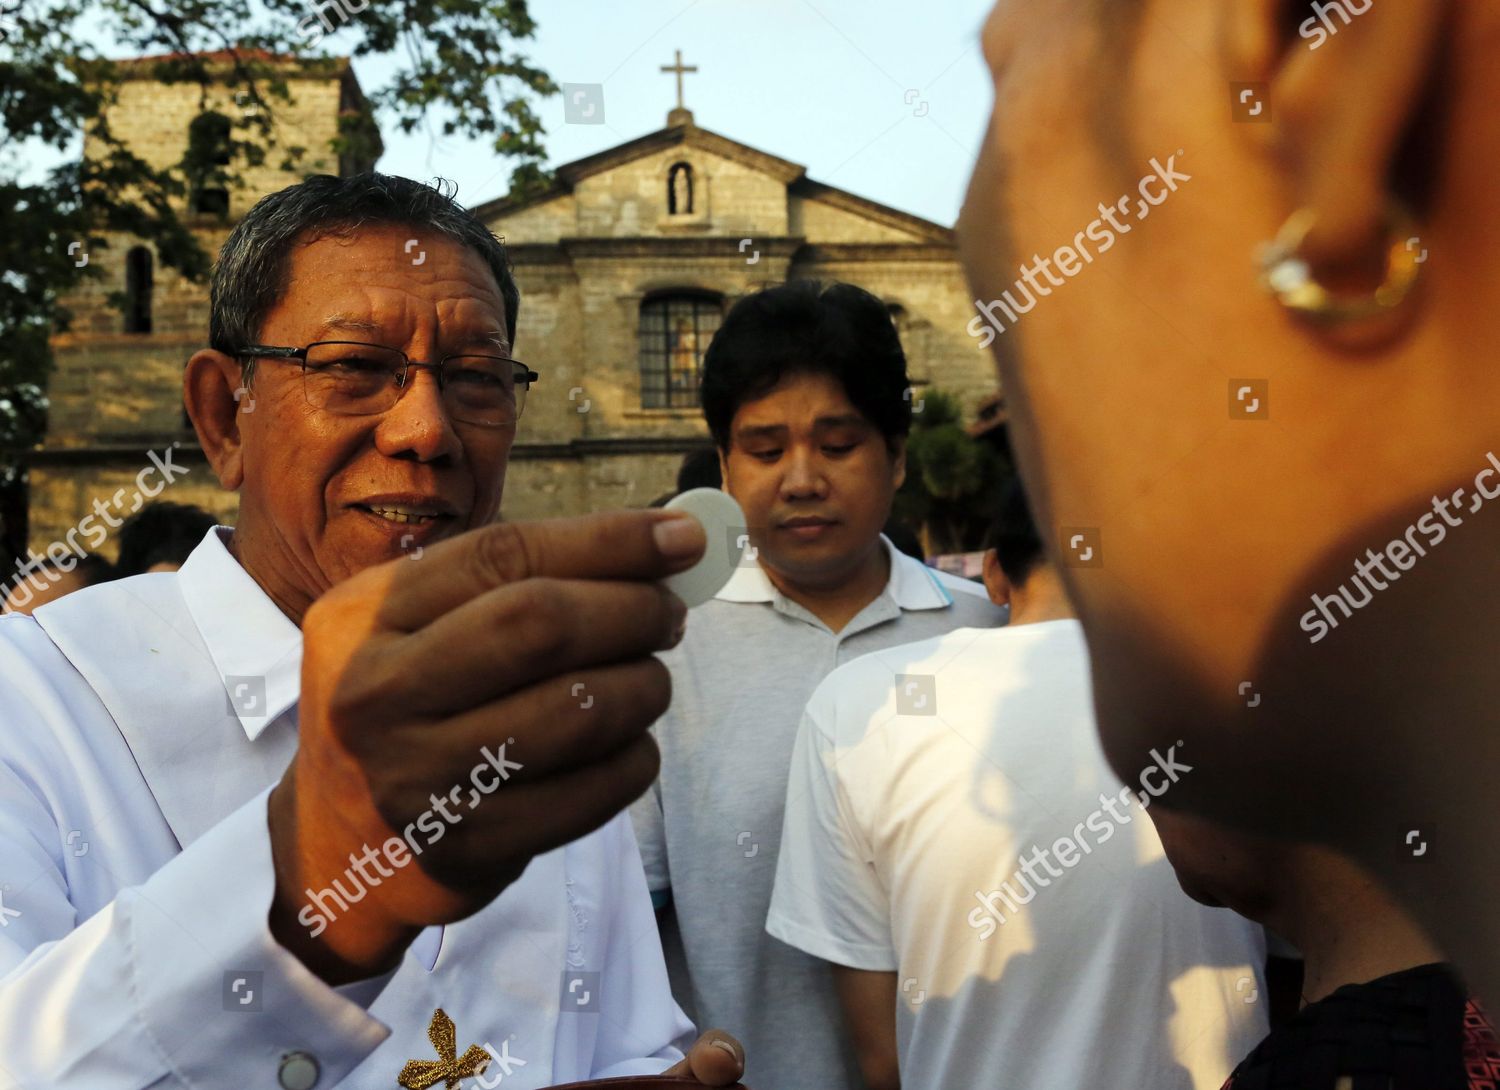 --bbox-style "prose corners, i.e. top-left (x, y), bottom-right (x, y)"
top-left (27, 51), bottom-right (382, 554)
